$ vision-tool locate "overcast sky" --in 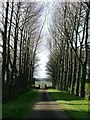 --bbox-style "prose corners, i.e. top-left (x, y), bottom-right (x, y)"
top-left (34, 1), bottom-right (51, 78)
